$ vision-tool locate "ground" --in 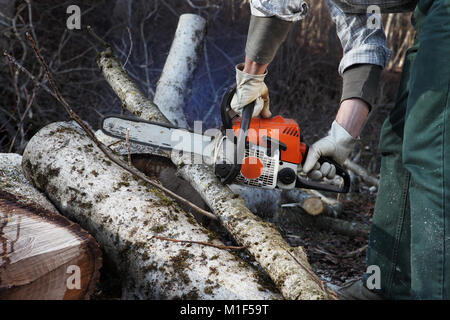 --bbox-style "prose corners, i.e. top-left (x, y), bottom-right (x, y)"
top-left (281, 195), bottom-right (375, 287)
